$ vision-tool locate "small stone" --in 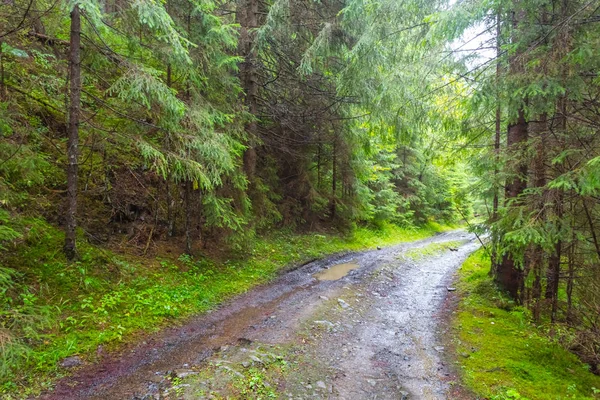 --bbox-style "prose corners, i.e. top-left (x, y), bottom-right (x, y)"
top-left (434, 346), bottom-right (445, 352)
top-left (314, 320), bottom-right (334, 328)
top-left (367, 379), bottom-right (377, 387)
top-left (174, 369), bottom-right (198, 379)
top-left (404, 356), bottom-right (410, 361)
top-left (400, 390), bottom-right (409, 399)
top-left (316, 381), bottom-right (326, 389)
top-left (241, 361), bottom-right (251, 368)
top-left (337, 299), bottom-right (350, 309)
top-left (250, 355), bottom-right (263, 364)
top-left (60, 356), bottom-right (83, 368)
top-left (319, 295), bottom-right (329, 300)
top-left (447, 287), bottom-right (456, 292)
top-left (377, 246), bottom-right (382, 250)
